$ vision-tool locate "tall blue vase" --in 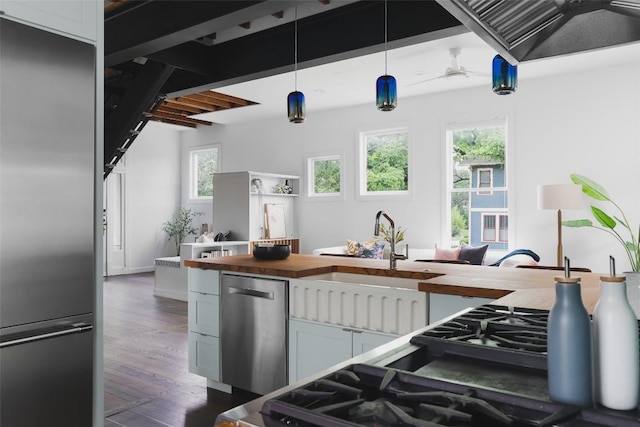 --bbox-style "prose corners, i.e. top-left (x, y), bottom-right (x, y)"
top-left (547, 276), bottom-right (593, 407)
